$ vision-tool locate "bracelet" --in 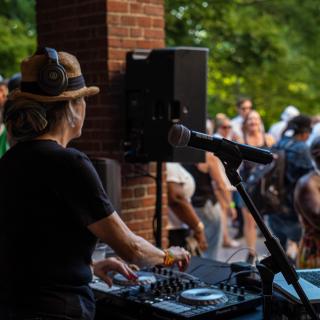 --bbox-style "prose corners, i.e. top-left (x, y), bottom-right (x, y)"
top-left (194, 221), bottom-right (204, 233)
top-left (230, 201), bottom-right (236, 209)
top-left (163, 249), bottom-right (175, 267)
